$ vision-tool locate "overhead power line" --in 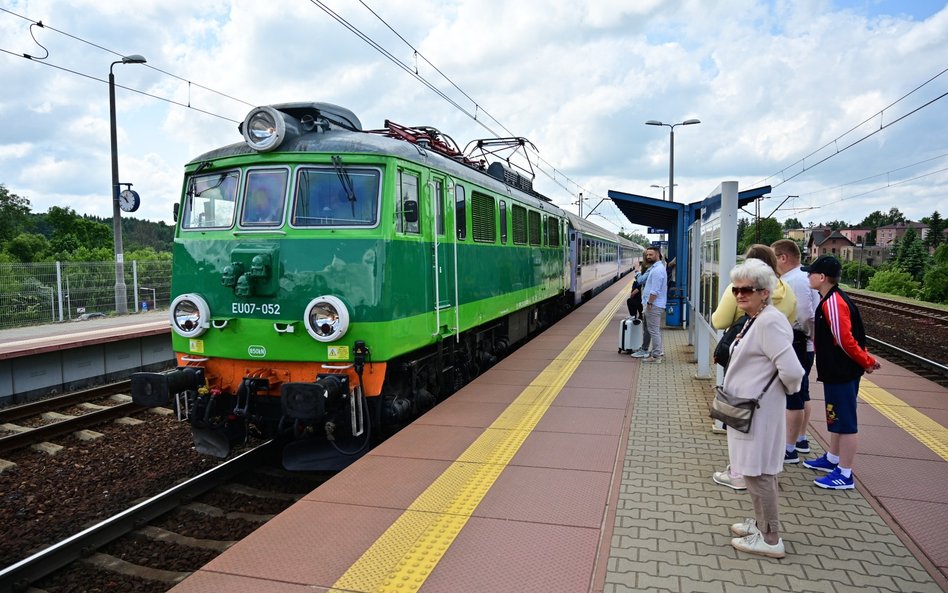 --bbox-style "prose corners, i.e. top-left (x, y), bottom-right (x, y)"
top-left (751, 66), bottom-right (948, 191)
